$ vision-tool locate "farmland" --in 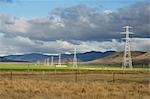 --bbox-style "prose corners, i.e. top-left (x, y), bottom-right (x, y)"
top-left (0, 63), bottom-right (149, 71)
top-left (0, 63), bottom-right (150, 99)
